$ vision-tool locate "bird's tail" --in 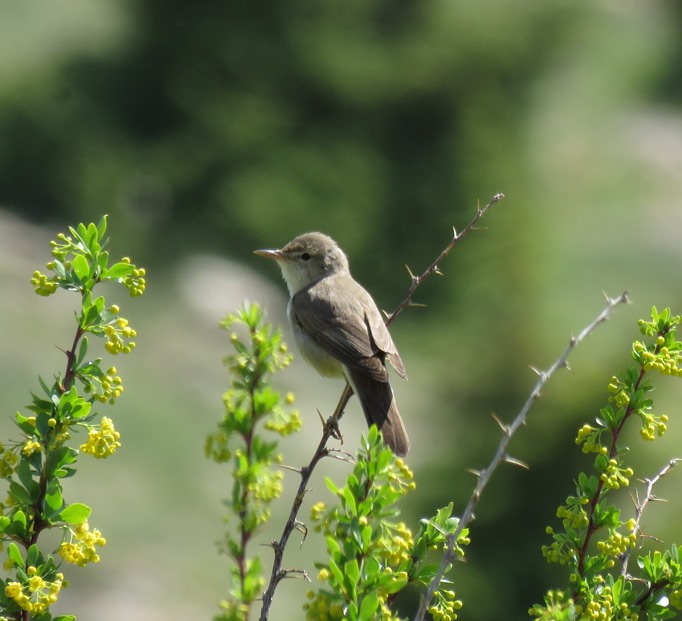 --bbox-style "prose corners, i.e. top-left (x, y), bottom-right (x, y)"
top-left (347, 370), bottom-right (410, 457)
